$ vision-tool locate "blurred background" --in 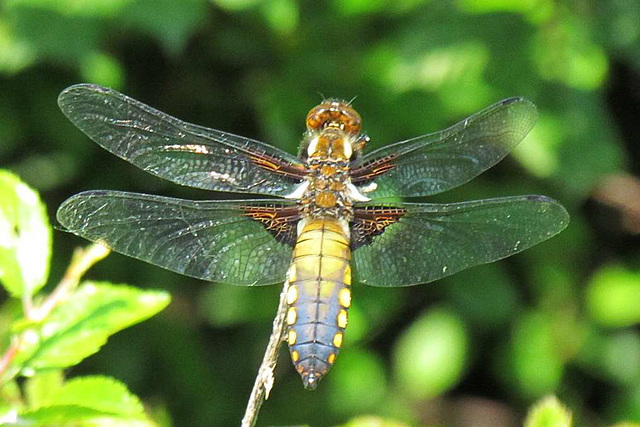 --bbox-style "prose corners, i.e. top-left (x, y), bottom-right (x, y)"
top-left (2, 0), bottom-right (640, 425)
